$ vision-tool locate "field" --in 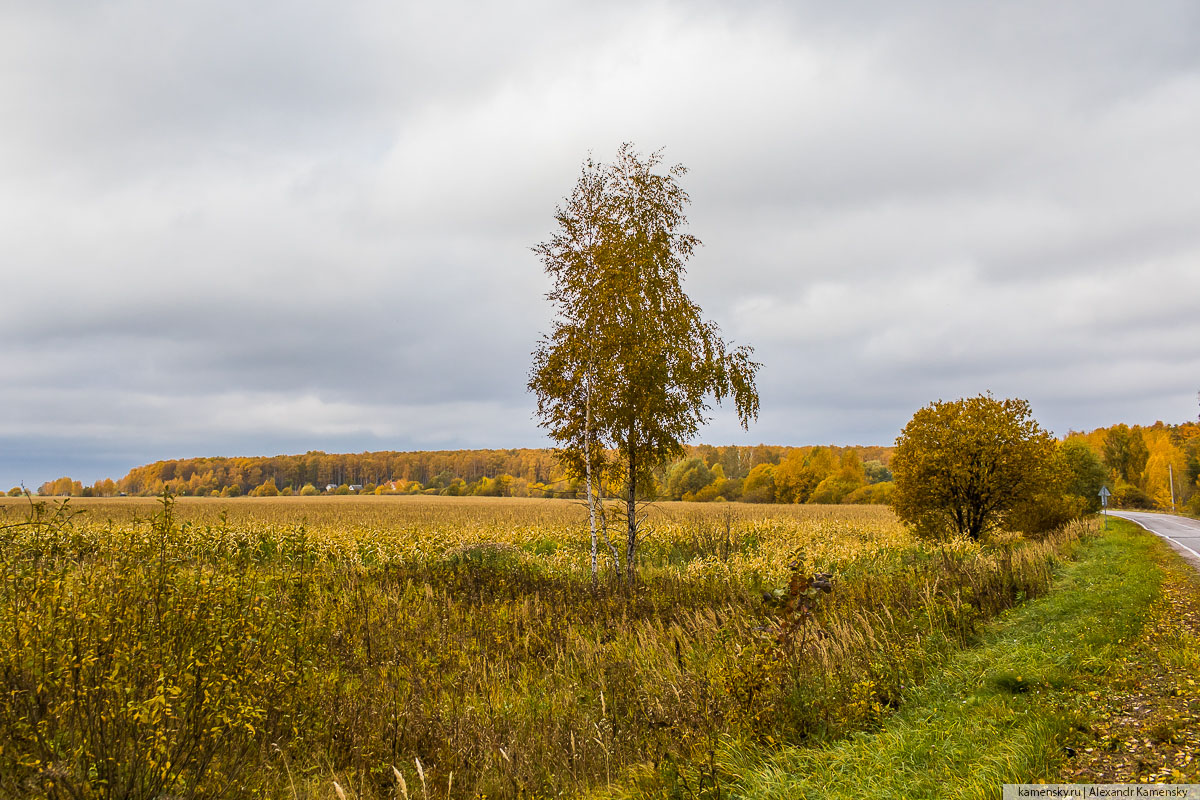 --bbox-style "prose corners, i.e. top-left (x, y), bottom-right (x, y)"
top-left (0, 495), bottom-right (1090, 799)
